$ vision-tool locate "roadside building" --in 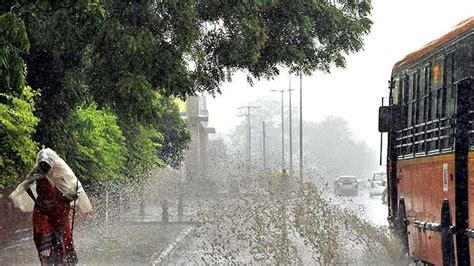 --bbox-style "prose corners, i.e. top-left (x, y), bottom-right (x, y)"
top-left (182, 95), bottom-right (215, 181)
